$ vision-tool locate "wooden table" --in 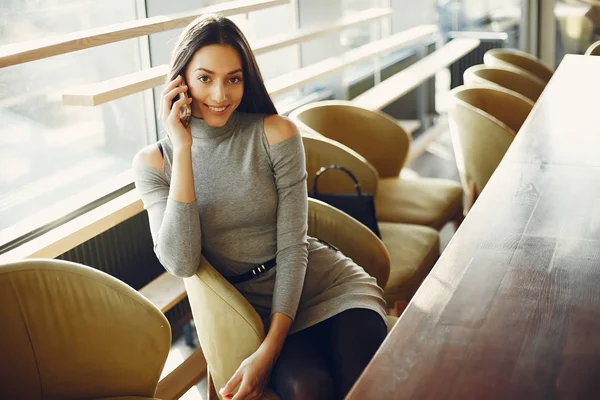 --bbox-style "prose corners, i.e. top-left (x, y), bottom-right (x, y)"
top-left (347, 55), bottom-right (600, 400)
